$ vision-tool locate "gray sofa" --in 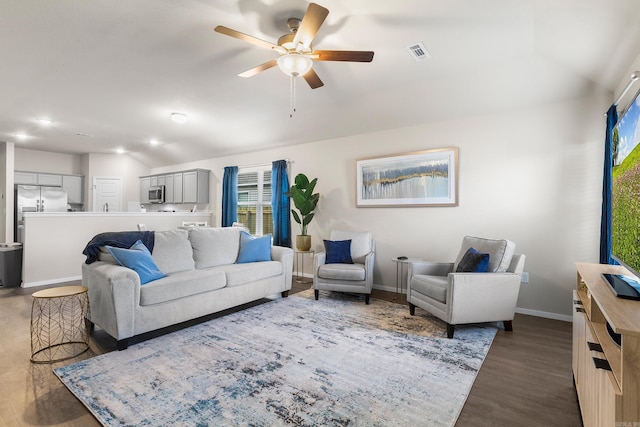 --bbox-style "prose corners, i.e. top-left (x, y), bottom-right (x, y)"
top-left (82, 227), bottom-right (293, 349)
